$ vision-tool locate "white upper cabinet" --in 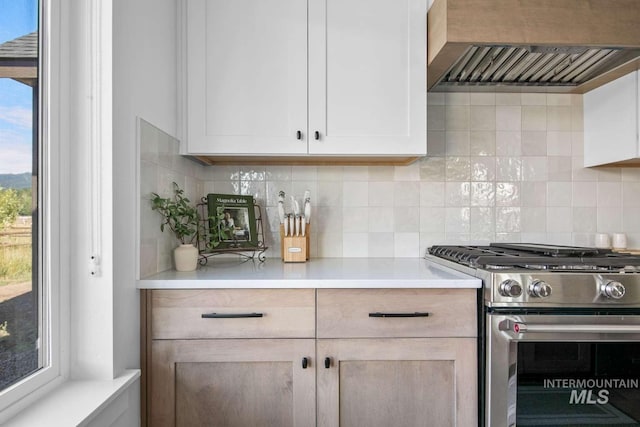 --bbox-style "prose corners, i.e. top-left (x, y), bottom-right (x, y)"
top-left (181, 0), bottom-right (427, 159)
top-left (184, 0), bottom-right (308, 155)
top-left (308, 0), bottom-right (427, 156)
top-left (584, 71), bottom-right (640, 167)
